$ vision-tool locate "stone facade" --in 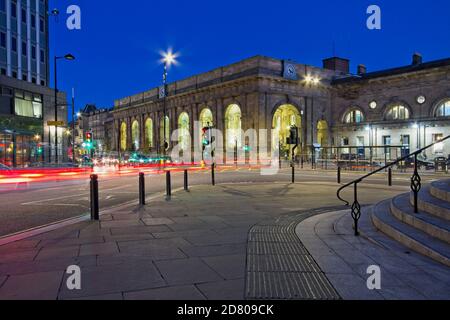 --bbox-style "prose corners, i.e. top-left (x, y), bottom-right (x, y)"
top-left (111, 54), bottom-right (450, 162)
